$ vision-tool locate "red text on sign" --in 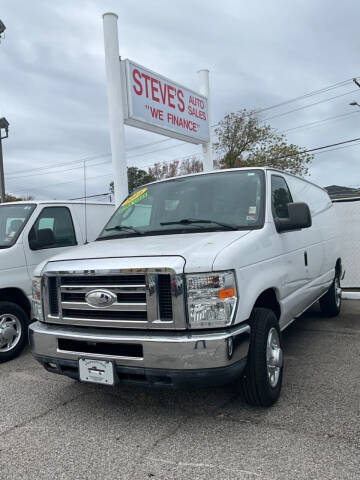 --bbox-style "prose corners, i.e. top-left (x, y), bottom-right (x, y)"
top-left (132, 68), bottom-right (185, 112)
top-left (167, 113), bottom-right (199, 132)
